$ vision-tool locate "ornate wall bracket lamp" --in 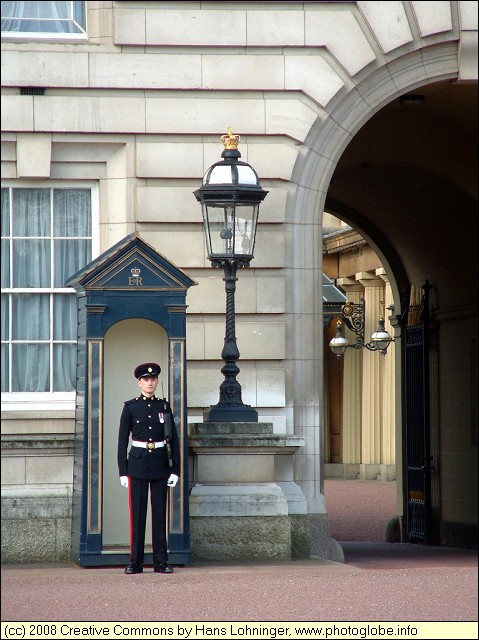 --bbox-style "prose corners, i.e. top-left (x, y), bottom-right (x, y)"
top-left (328, 298), bottom-right (394, 357)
